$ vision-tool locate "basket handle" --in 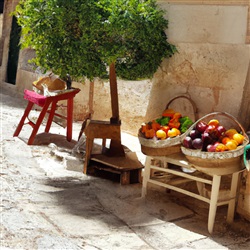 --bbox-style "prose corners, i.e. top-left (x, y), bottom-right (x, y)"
top-left (183, 111), bottom-right (248, 139)
top-left (166, 95), bottom-right (198, 121)
top-left (244, 144), bottom-right (250, 171)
